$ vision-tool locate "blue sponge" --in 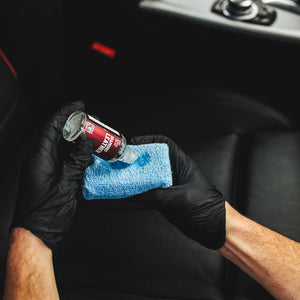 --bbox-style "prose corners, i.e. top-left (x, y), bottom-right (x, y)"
top-left (82, 143), bottom-right (173, 199)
